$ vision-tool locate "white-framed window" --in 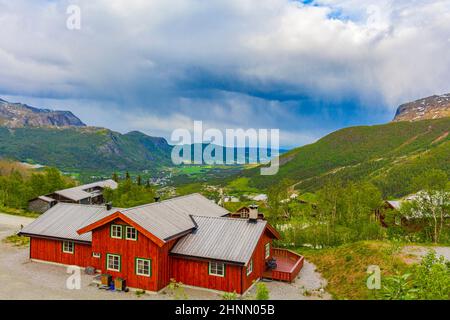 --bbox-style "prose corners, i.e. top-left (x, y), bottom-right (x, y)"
top-left (247, 259), bottom-right (253, 276)
top-left (92, 252), bottom-right (101, 258)
top-left (62, 241), bottom-right (74, 254)
top-left (135, 258), bottom-right (151, 277)
top-left (208, 261), bottom-right (225, 277)
top-left (110, 224), bottom-right (123, 239)
top-left (125, 226), bottom-right (137, 241)
top-left (106, 254), bottom-right (121, 272)
top-left (241, 210), bottom-right (249, 218)
top-left (265, 243), bottom-right (270, 259)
